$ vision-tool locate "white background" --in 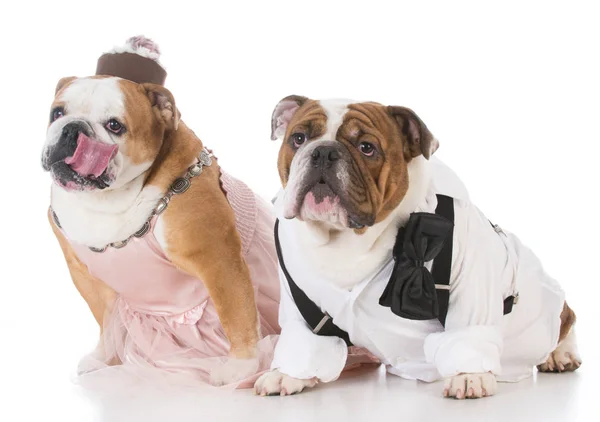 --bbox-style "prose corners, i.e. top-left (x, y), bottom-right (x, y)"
top-left (1, 1), bottom-right (598, 421)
